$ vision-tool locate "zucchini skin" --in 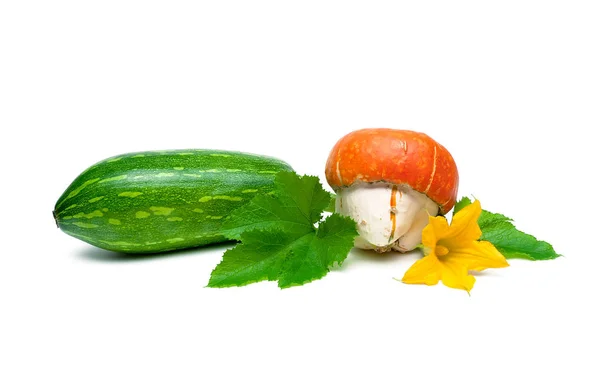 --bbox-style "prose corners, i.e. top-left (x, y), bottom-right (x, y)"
top-left (54, 149), bottom-right (293, 253)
